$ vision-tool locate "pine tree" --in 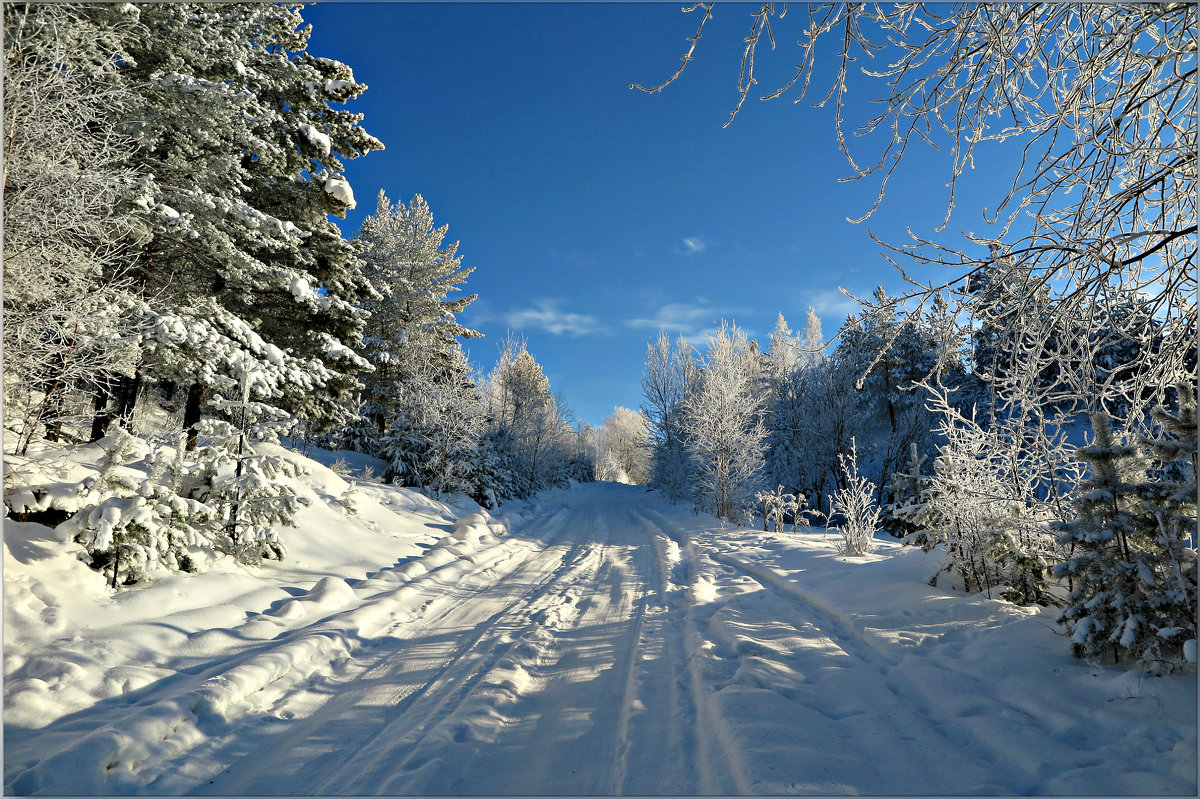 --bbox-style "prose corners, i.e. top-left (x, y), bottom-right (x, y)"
top-left (69, 429), bottom-right (216, 587)
top-left (101, 3), bottom-right (382, 441)
top-left (1054, 406), bottom-right (1196, 672)
top-left (352, 190), bottom-right (480, 465)
top-left (195, 373), bottom-right (307, 564)
top-left (881, 442), bottom-right (928, 539)
top-left (834, 288), bottom-right (949, 498)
